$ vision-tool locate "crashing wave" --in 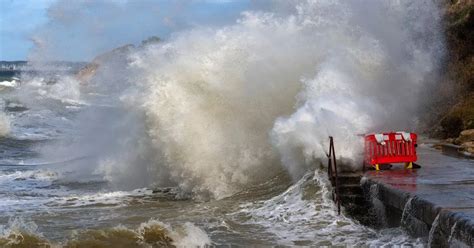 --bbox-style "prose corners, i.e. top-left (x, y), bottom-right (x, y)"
top-left (30, 0), bottom-right (444, 199)
top-left (0, 218), bottom-right (210, 247)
